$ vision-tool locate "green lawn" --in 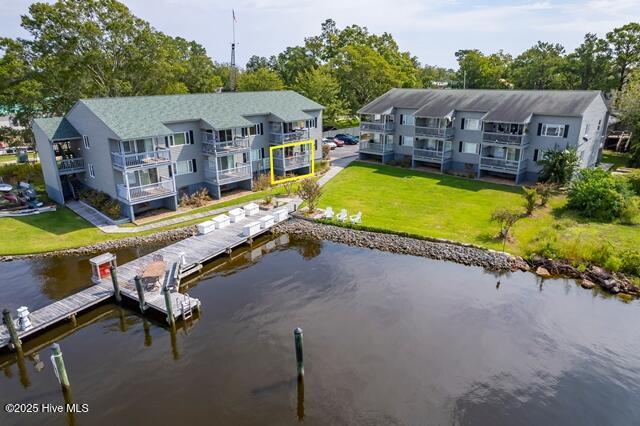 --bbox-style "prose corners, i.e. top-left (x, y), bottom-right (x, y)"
top-left (601, 150), bottom-right (630, 170)
top-left (318, 162), bottom-right (640, 262)
top-left (0, 153), bottom-right (38, 164)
